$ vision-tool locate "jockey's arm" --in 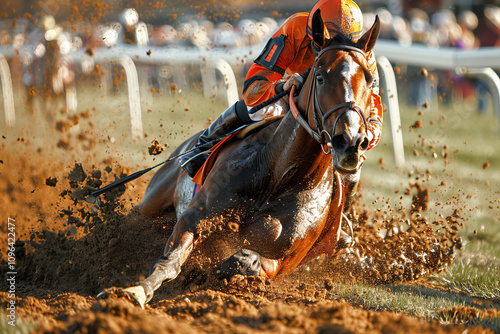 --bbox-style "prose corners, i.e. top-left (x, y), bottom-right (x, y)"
top-left (243, 14), bottom-right (310, 108)
top-left (365, 50), bottom-right (383, 152)
top-left (242, 63), bottom-right (285, 107)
